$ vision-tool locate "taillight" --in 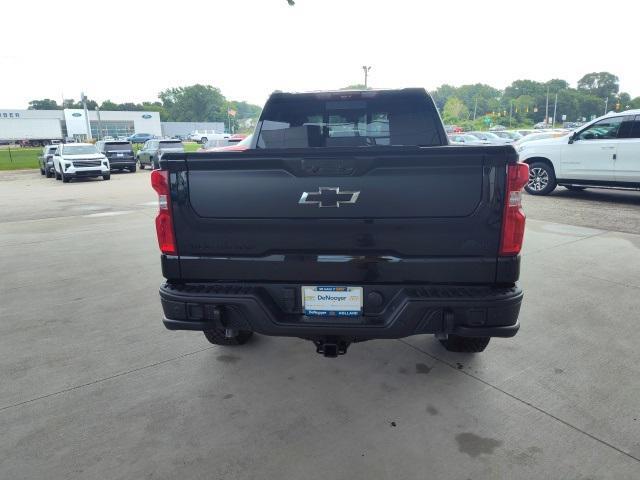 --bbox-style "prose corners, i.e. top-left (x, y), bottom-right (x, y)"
top-left (499, 162), bottom-right (529, 256)
top-left (151, 170), bottom-right (177, 255)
